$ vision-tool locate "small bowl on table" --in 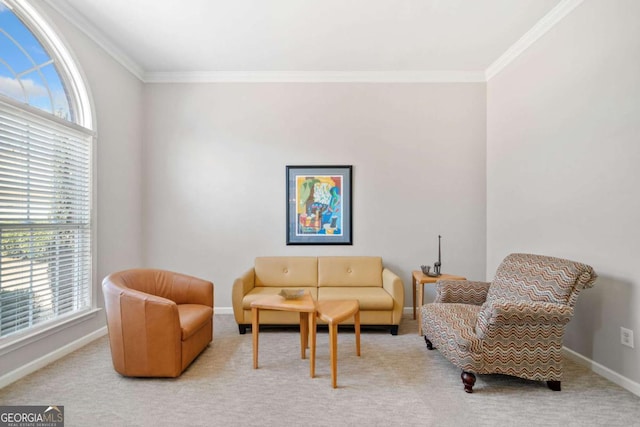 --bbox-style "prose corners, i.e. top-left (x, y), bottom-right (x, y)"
top-left (278, 289), bottom-right (305, 300)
